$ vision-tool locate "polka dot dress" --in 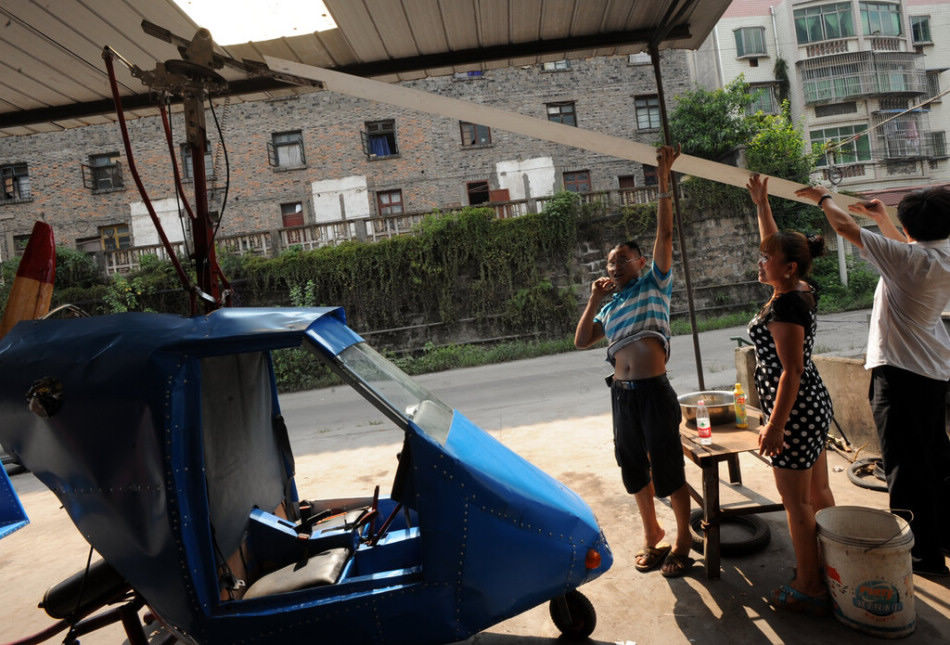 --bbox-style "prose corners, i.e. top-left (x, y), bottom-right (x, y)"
top-left (748, 287), bottom-right (833, 469)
